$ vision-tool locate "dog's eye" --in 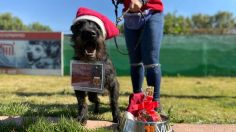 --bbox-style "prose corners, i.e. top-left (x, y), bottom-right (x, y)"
top-left (71, 22), bottom-right (85, 34)
top-left (71, 25), bottom-right (80, 34)
top-left (36, 47), bottom-right (41, 52)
